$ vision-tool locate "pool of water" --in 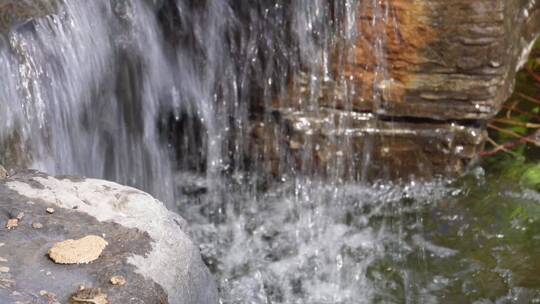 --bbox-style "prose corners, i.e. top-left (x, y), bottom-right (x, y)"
top-left (176, 159), bottom-right (540, 303)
